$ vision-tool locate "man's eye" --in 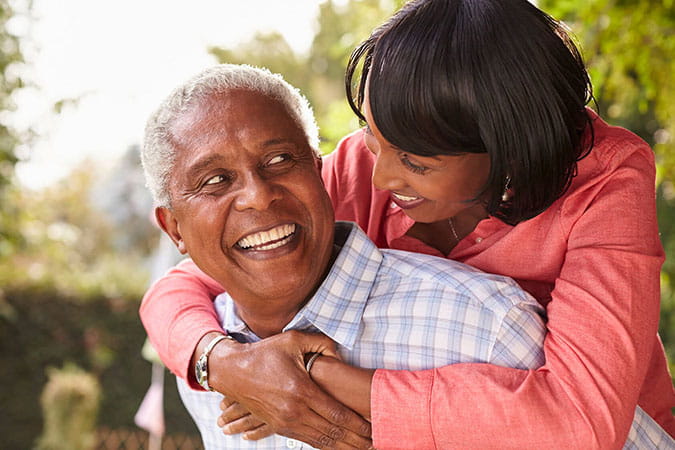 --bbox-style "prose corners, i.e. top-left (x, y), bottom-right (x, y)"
top-left (267, 154), bottom-right (290, 166)
top-left (204, 174), bottom-right (226, 185)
